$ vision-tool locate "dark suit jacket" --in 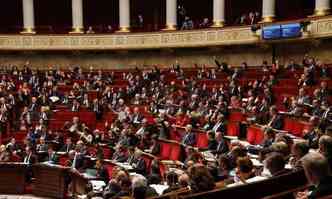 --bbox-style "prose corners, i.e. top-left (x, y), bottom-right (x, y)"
top-left (112, 151), bottom-right (128, 163)
top-left (97, 166), bottom-right (110, 184)
top-left (308, 176), bottom-right (332, 199)
top-left (212, 139), bottom-right (229, 155)
top-left (60, 144), bottom-right (75, 153)
top-left (132, 157), bottom-right (147, 175)
top-left (270, 115), bottom-right (283, 130)
top-left (23, 153), bottom-right (38, 164)
top-left (44, 152), bottom-right (59, 164)
top-left (211, 122), bottom-right (226, 133)
top-left (208, 139), bottom-right (218, 151)
top-left (151, 142), bottom-right (161, 156)
top-left (182, 132), bottom-right (196, 146)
